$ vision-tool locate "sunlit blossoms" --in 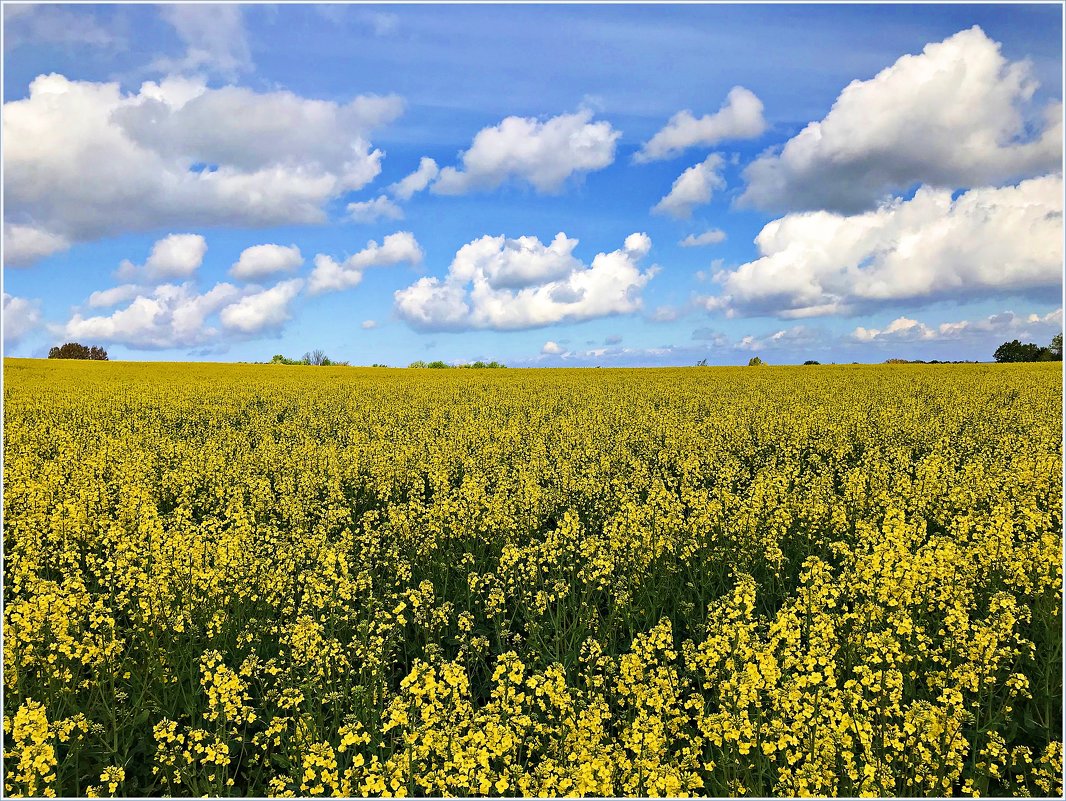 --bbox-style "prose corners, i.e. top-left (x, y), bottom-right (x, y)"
top-left (3, 360), bottom-right (1062, 797)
